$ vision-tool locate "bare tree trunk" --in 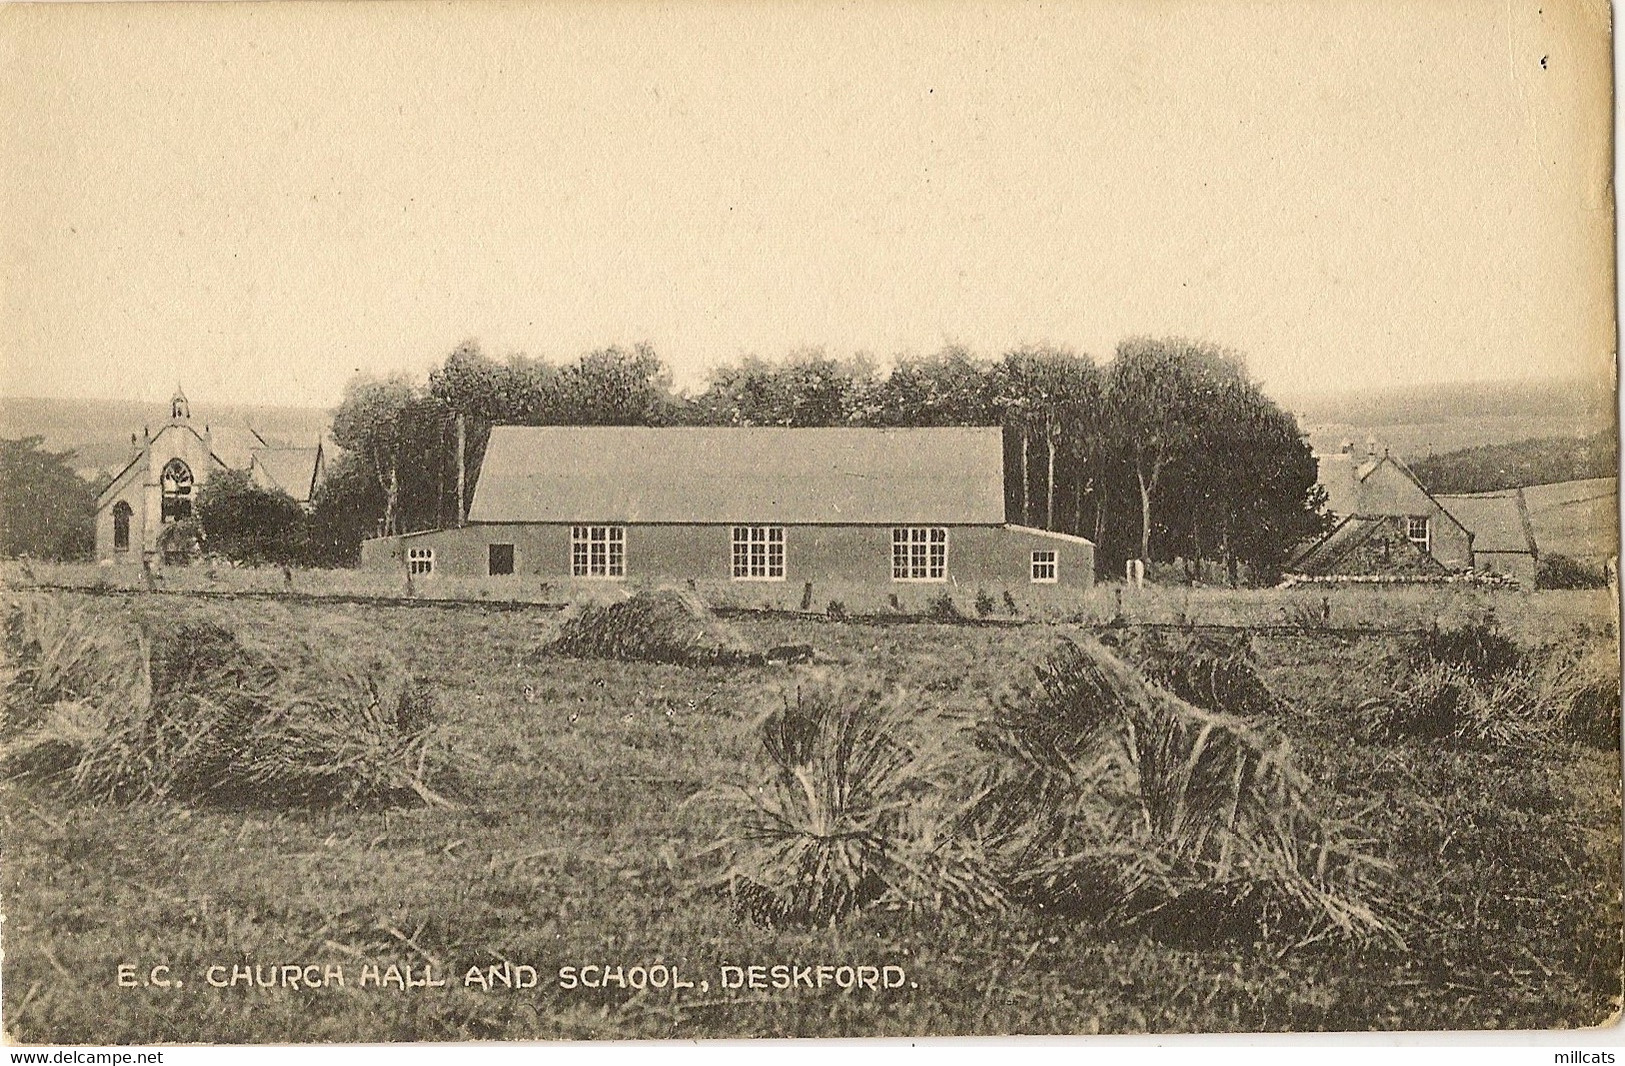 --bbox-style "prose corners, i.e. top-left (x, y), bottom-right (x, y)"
top-left (456, 413), bottom-right (467, 527)
top-left (1073, 469), bottom-right (1087, 539)
top-left (1045, 422), bottom-right (1057, 530)
top-left (1137, 465), bottom-right (1153, 564)
top-left (386, 460), bottom-right (400, 535)
top-left (1019, 424), bottom-right (1031, 525)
